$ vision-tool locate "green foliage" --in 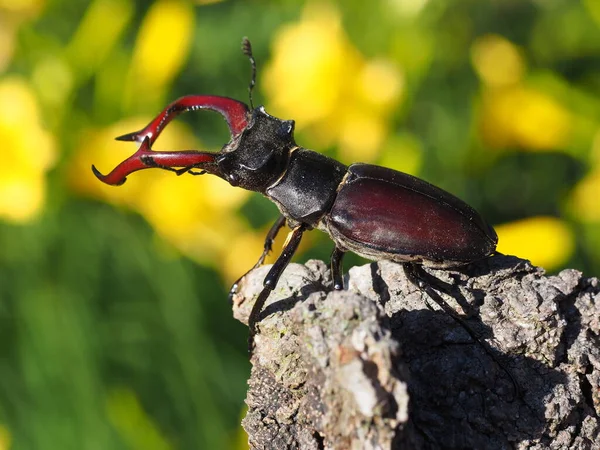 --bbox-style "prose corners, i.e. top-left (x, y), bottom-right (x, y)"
top-left (0, 202), bottom-right (249, 449)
